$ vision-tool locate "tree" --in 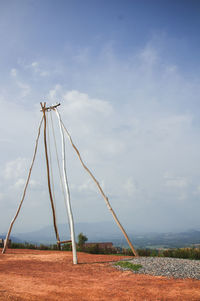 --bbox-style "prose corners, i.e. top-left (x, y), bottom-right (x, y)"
top-left (77, 232), bottom-right (88, 248)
